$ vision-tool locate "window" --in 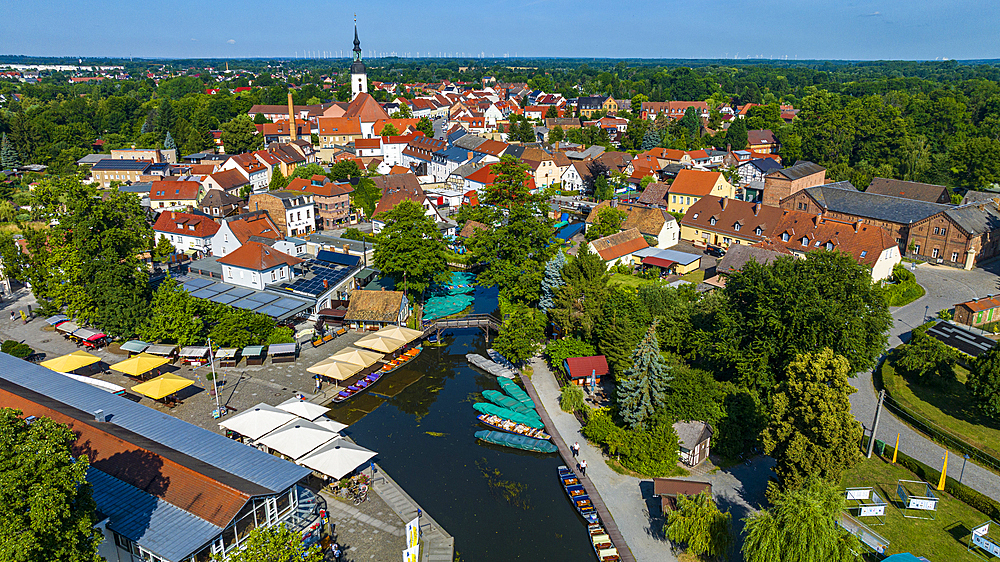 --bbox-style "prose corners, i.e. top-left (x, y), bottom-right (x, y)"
top-left (915, 244), bottom-right (921, 254)
top-left (734, 223), bottom-right (741, 231)
top-left (755, 227), bottom-right (762, 235)
top-left (686, 197), bottom-right (692, 204)
top-left (297, 211), bottom-right (301, 221)
top-left (825, 242), bottom-right (834, 251)
top-left (672, 195), bottom-right (677, 203)
top-left (933, 227), bottom-right (940, 235)
top-left (692, 213), bottom-right (699, 219)
top-left (860, 251), bottom-right (868, 258)
top-left (801, 237), bottom-right (809, 246)
top-left (781, 232), bottom-right (789, 242)
top-left (932, 248), bottom-right (940, 258)
top-left (271, 271), bottom-right (277, 282)
top-left (709, 217), bottom-right (716, 225)
top-left (941, 229), bottom-right (946, 237)
top-left (952, 251), bottom-right (959, 262)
